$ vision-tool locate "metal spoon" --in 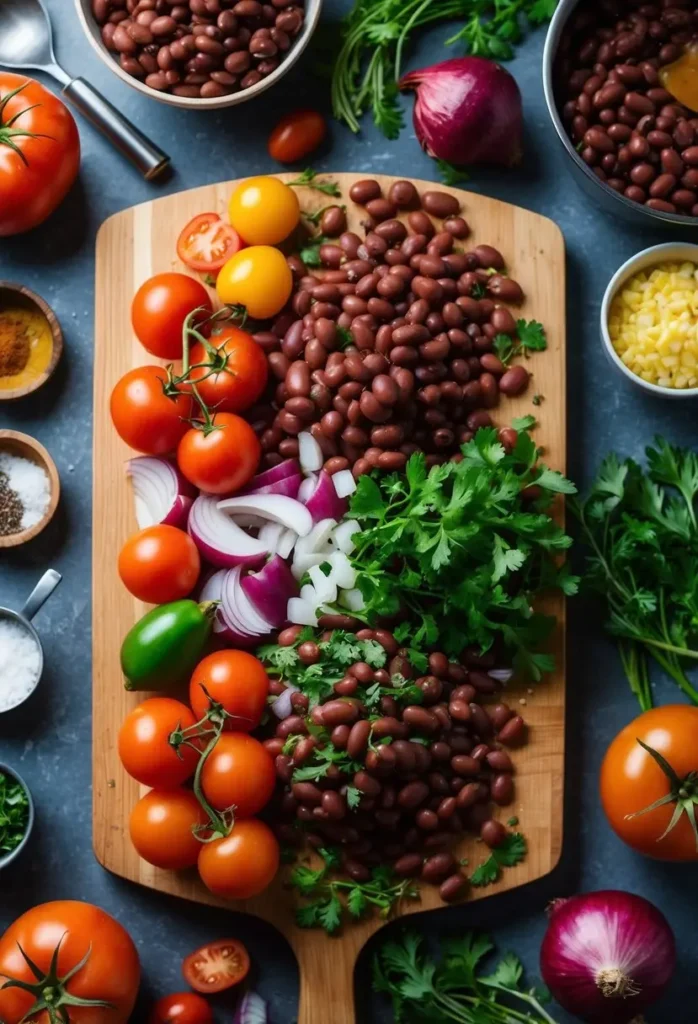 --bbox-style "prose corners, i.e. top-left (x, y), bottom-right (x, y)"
top-left (0, 0), bottom-right (170, 179)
